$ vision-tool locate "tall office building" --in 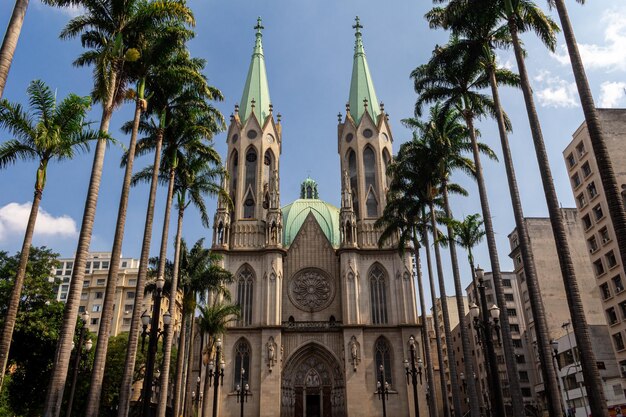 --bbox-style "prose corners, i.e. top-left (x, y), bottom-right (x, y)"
top-left (563, 109), bottom-right (626, 380)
